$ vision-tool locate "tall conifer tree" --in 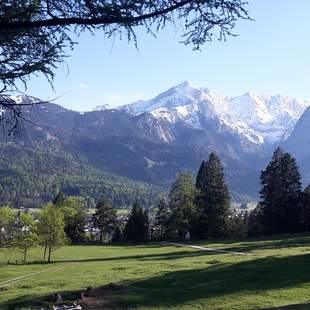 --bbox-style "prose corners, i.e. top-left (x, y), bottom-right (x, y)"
top-left (123, 201), bottom-right (149, 243)
top-left (92, 199), bottom-right (116, 243)
top-left (154, 199), bottom-right (170, 240)
top-left (196, 160), bottom-right (207, 189)
top-left (260, 147), bottom-right (302, 234)
top-left (195, 153), bottom-right (230, 238)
